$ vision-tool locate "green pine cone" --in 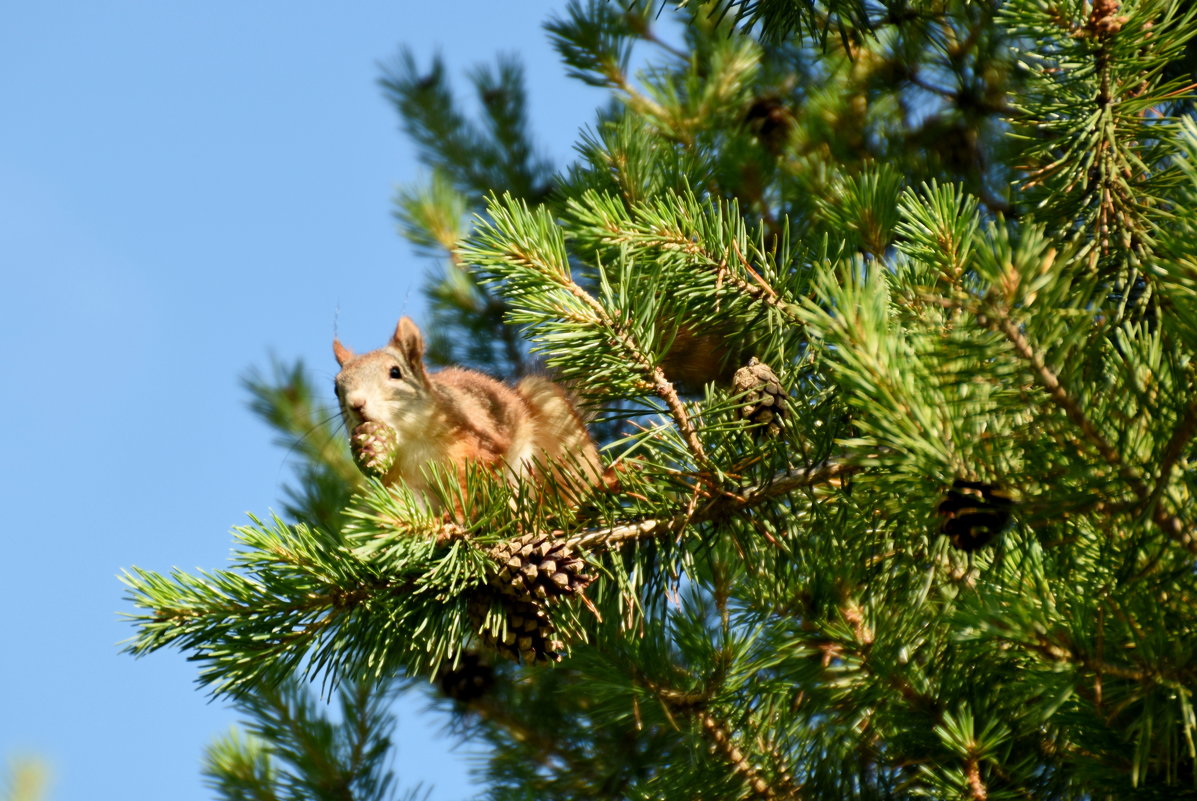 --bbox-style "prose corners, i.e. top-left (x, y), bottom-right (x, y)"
top-left (350, 421), bottom-right (398, 477)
